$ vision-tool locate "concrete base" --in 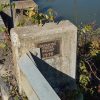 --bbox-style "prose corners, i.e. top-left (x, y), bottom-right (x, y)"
top-left (10, 20), bottom-right (77, 98)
